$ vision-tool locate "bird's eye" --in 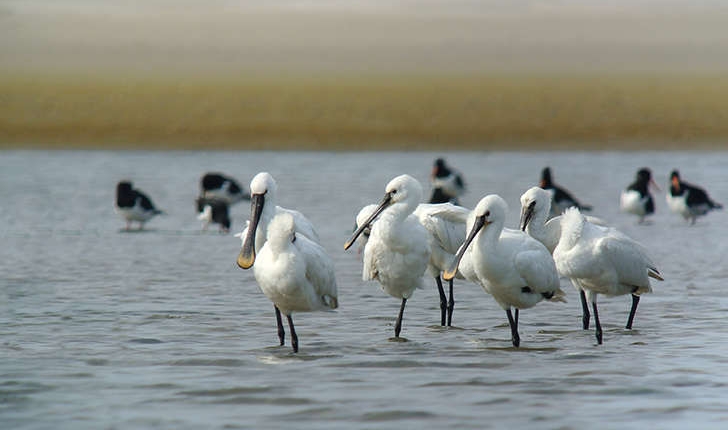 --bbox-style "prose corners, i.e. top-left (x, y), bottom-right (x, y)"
top-left (391, 189), bottom-right (397, 194)
top-left (484, 210), bottom-right (491, 217)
